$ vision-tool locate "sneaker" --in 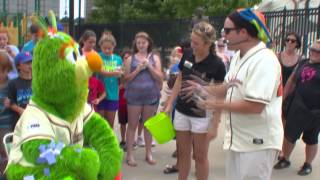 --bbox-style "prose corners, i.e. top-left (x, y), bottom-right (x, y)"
top-left (152, 140), bottom-right (156, 147)
top-left (297, 162), bottom-right (312, 176)
top-left (136, 136), bottom-right (145, 147)
top-left (274, 158), bottom-right (291, 169)
top-left (133, 142), bottom-right (138, 150)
